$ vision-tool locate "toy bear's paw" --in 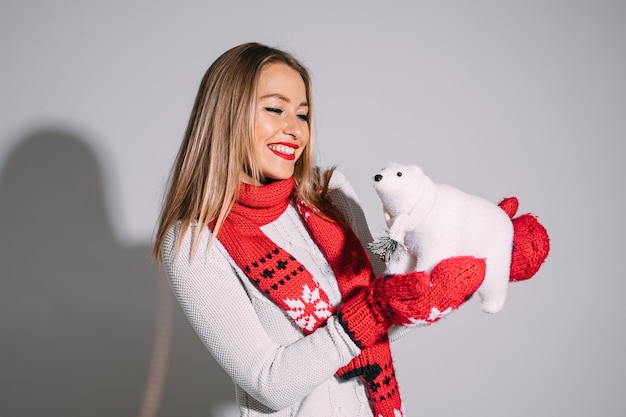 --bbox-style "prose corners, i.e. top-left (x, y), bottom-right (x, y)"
top-left (368, 234), bottom-right (406, 264)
